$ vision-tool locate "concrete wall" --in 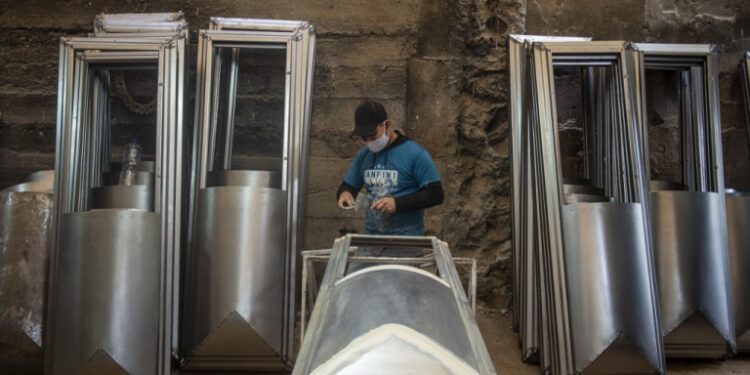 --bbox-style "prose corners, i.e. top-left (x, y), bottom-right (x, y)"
top-left (1, 0), bottom-right (750, 309)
